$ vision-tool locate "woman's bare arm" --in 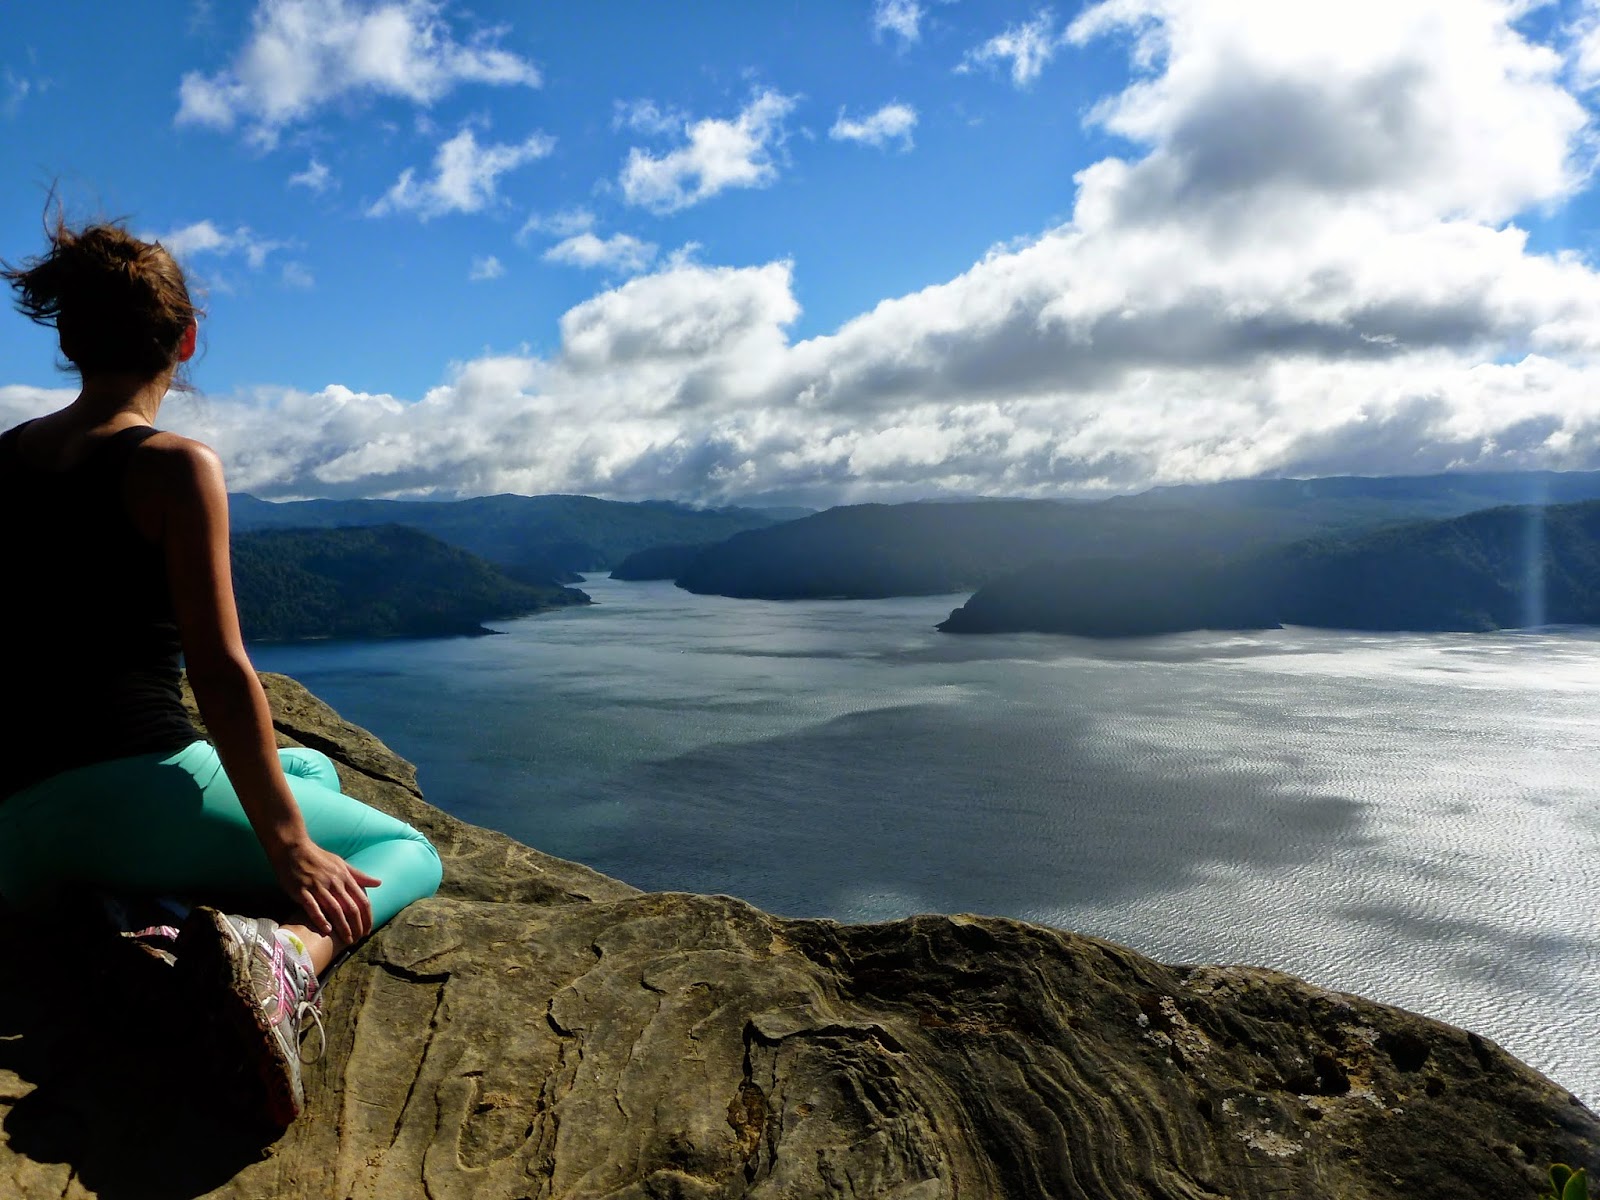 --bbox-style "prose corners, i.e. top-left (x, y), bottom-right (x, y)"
top-left (129, 433), bottom-right (378, 942)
